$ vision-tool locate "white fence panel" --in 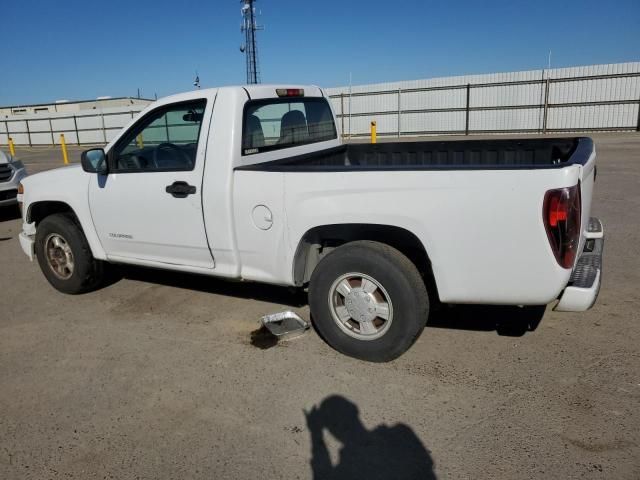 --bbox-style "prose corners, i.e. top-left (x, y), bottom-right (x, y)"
top-left (349, 93), bottom-right (397, 115)
top-left (548, 104), bottom-right (638, 130)
top-left (402, 89), bottom-right (465, 110)
top-left (76, 115), bottom-right (103, 130)
top-left (472, 83), bottom-right (542, 107)
top-left (78, 130), bottom-right (106, 144)
top-left (470, 108), bottom-right (542, 131)
top-left (51, 117), bottom-right (76, 131)
top-left (329, 62), bottom-right (640, 137)
top-left (29, 133), bottom-right (52, 145)
top-left (402, 111), bottom-right (466, 134)
top-left (28, 119), bottom-right (51, 132)
top-left (549, 76), bottom-right (640, 104)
